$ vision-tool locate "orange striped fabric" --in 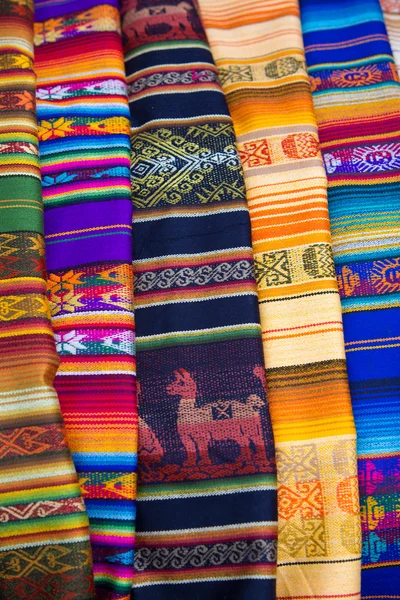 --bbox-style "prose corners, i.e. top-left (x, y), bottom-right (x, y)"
top-left (198, 0), bottom-right (362, 597)
top-left (0, 0), bottom-right (94, 597)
